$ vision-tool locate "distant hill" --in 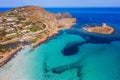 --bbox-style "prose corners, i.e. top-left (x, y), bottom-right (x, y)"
top-left (1, 6), bottom-right (72, 20)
